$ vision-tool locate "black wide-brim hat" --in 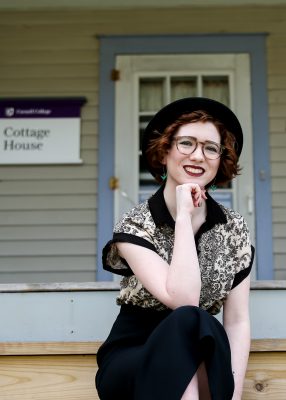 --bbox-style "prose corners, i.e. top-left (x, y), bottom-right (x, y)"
top-left (142, 96), bottom-right (243, 178)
